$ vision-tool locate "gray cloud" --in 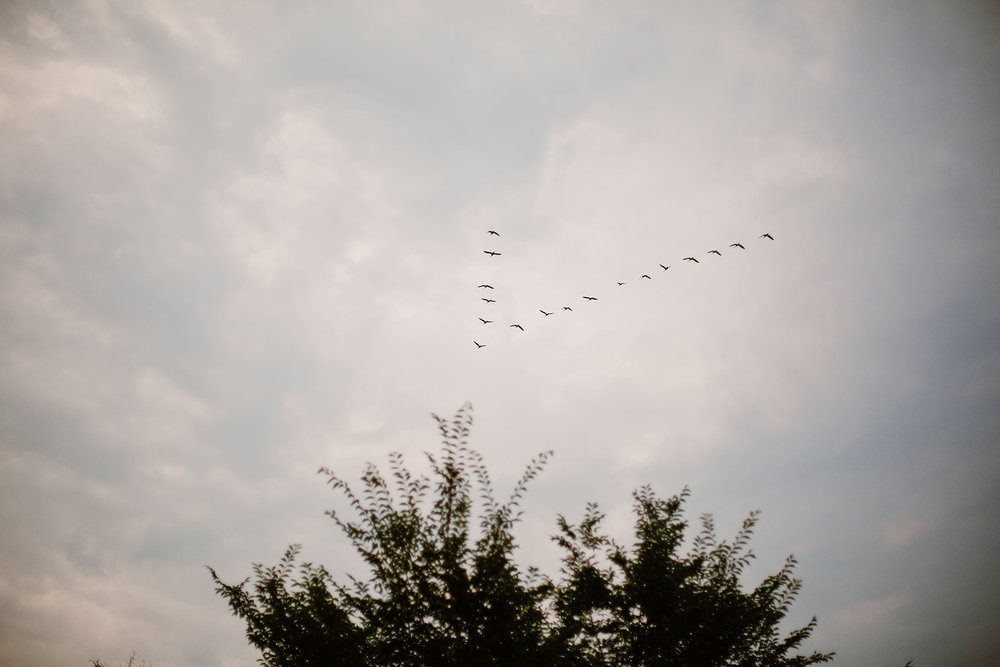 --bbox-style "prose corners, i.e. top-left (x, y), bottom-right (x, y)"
top-left (1, 1), bottom-right (998, 664)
